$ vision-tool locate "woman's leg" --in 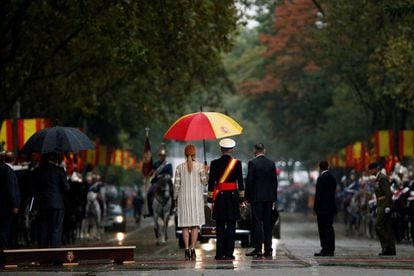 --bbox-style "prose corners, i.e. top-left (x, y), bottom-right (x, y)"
top-left (182, 227), bottom-right (190, 249)
top-left (190, 226), bottom-right (199, 249)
